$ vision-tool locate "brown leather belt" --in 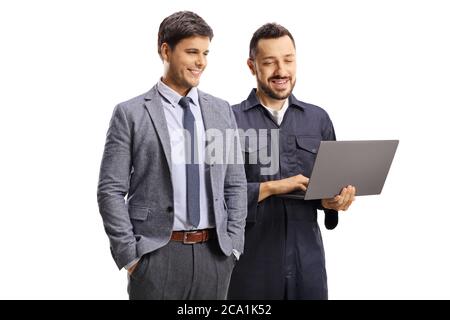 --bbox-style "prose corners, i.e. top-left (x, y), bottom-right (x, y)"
top-left (170, 229), bottom-right (215, 244)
